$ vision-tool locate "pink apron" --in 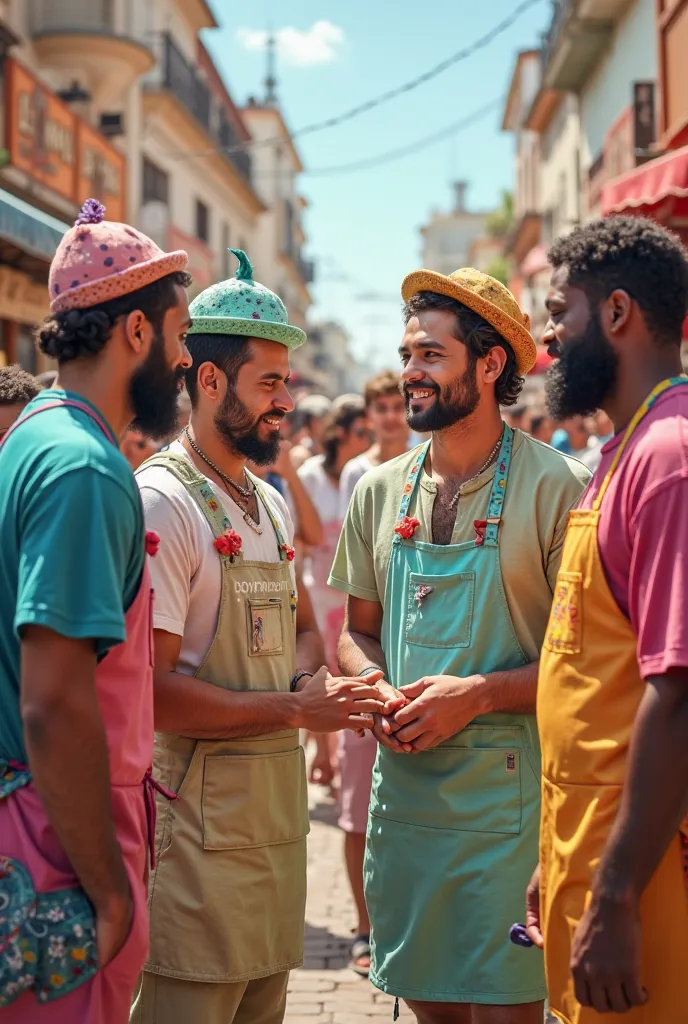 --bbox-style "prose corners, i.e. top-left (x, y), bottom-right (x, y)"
top-left (0, 400), bottom-right (159, 1023)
